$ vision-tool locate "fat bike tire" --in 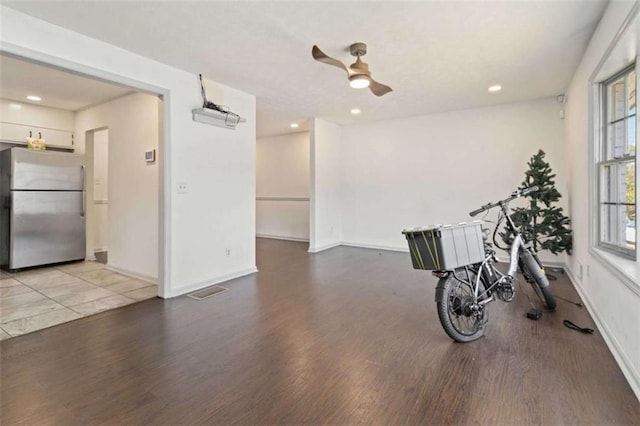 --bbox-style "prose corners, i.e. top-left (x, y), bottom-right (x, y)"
top-left (519, 259), bottom-right (557, 310)
top-left (530, 280), bottom-right (556, 311)
top-left (436, 273), bottom-right (488, 343)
